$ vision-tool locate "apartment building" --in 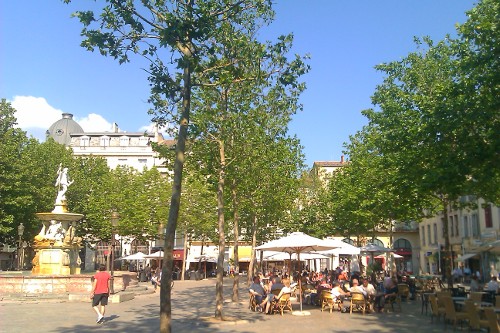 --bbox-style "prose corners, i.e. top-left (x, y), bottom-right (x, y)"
top-left (419, 196), bottom-right (500, 280)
